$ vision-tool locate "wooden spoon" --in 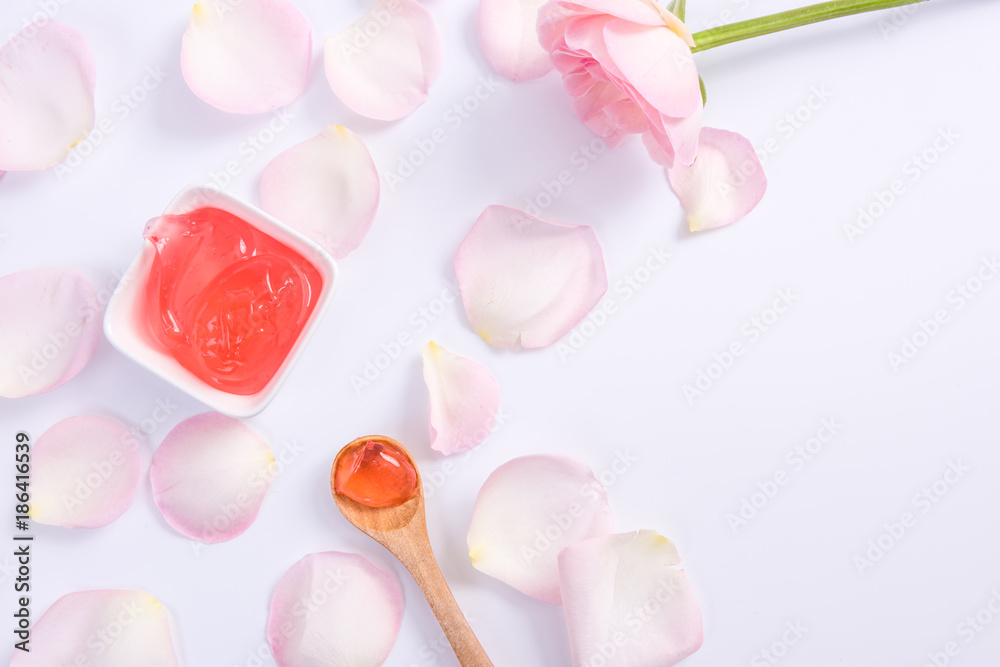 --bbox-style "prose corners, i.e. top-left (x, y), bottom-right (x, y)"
top-left (331, 435), bottom-right (493, 667)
